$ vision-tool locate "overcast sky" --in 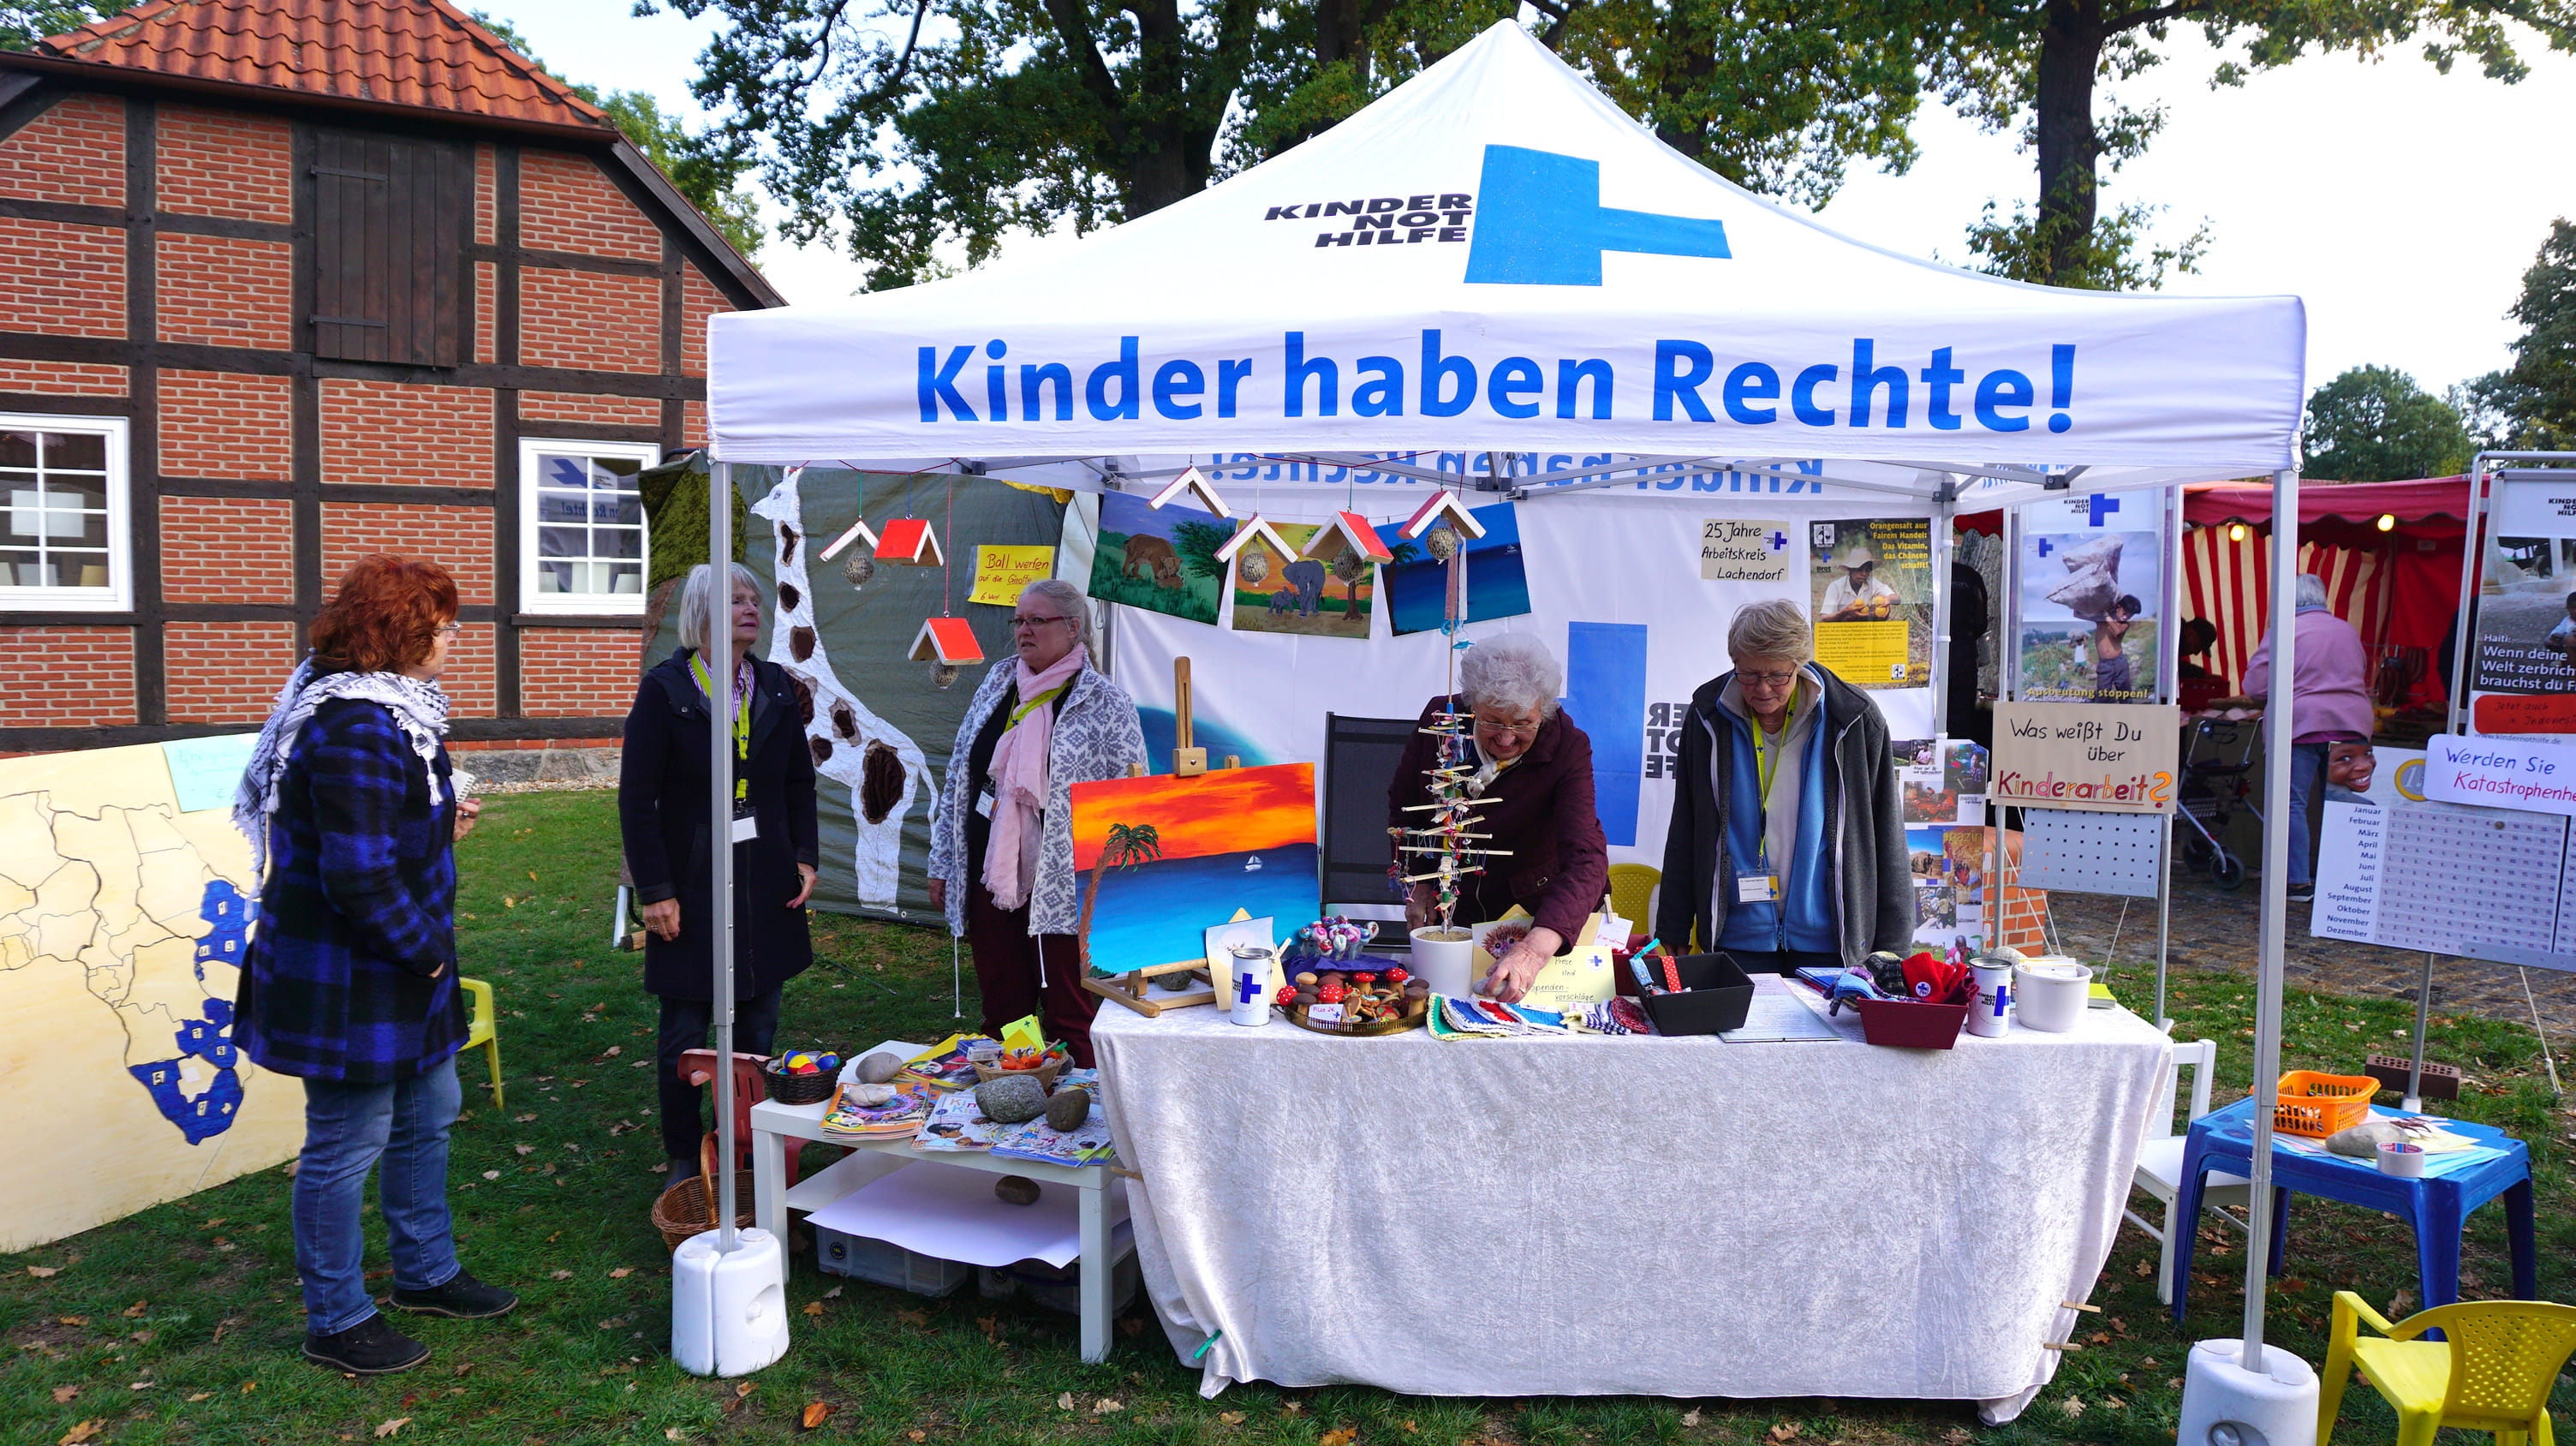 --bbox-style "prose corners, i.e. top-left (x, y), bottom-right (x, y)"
top-left (484, 2), bottom-right (2576, 403)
